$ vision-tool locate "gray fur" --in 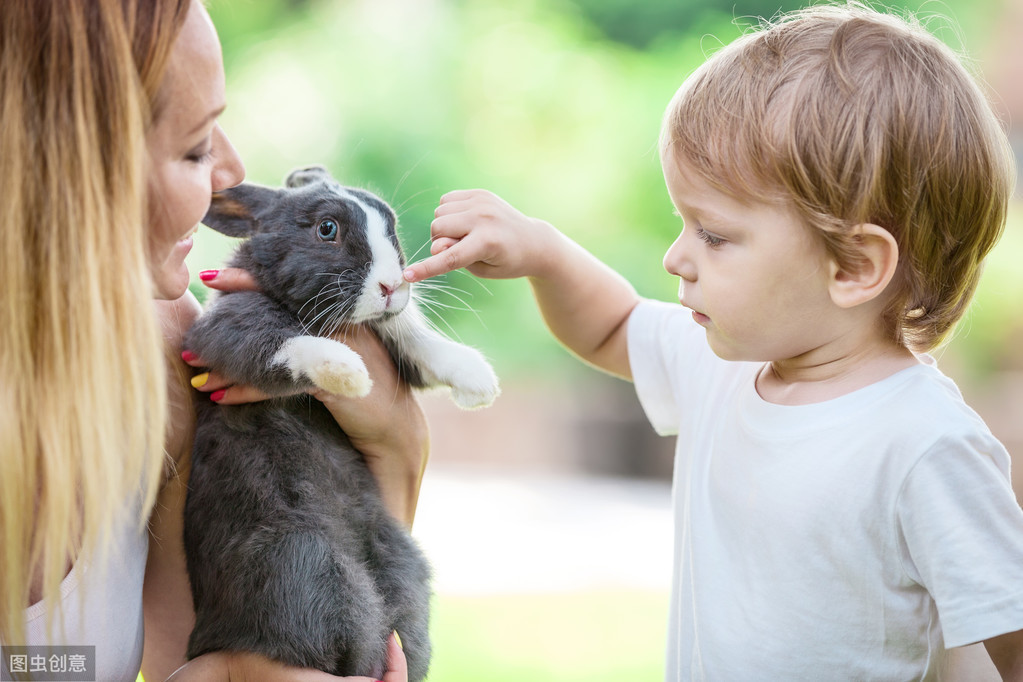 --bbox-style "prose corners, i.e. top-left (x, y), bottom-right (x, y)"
top-left (182, 166), bottom-right (499, 680)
